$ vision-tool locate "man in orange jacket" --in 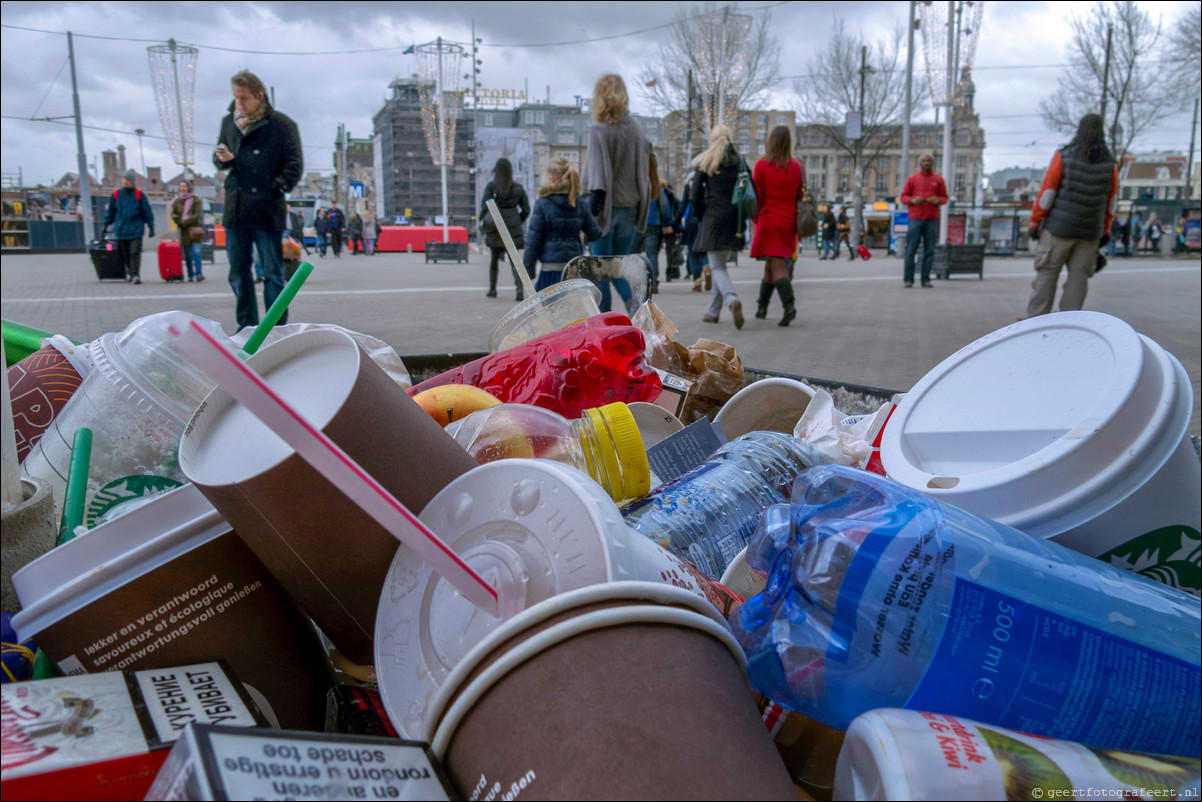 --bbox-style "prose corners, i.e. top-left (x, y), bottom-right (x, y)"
top-left (1024, 114), bottom-right (1118, 318)
top-left (899, 154), bottom-right (948, 288)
